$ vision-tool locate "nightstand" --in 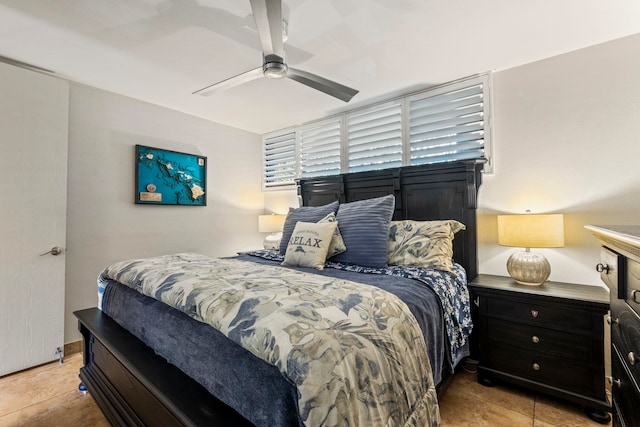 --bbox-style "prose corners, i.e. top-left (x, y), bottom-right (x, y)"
top-left (469, 274), bottom-right (611, 423)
